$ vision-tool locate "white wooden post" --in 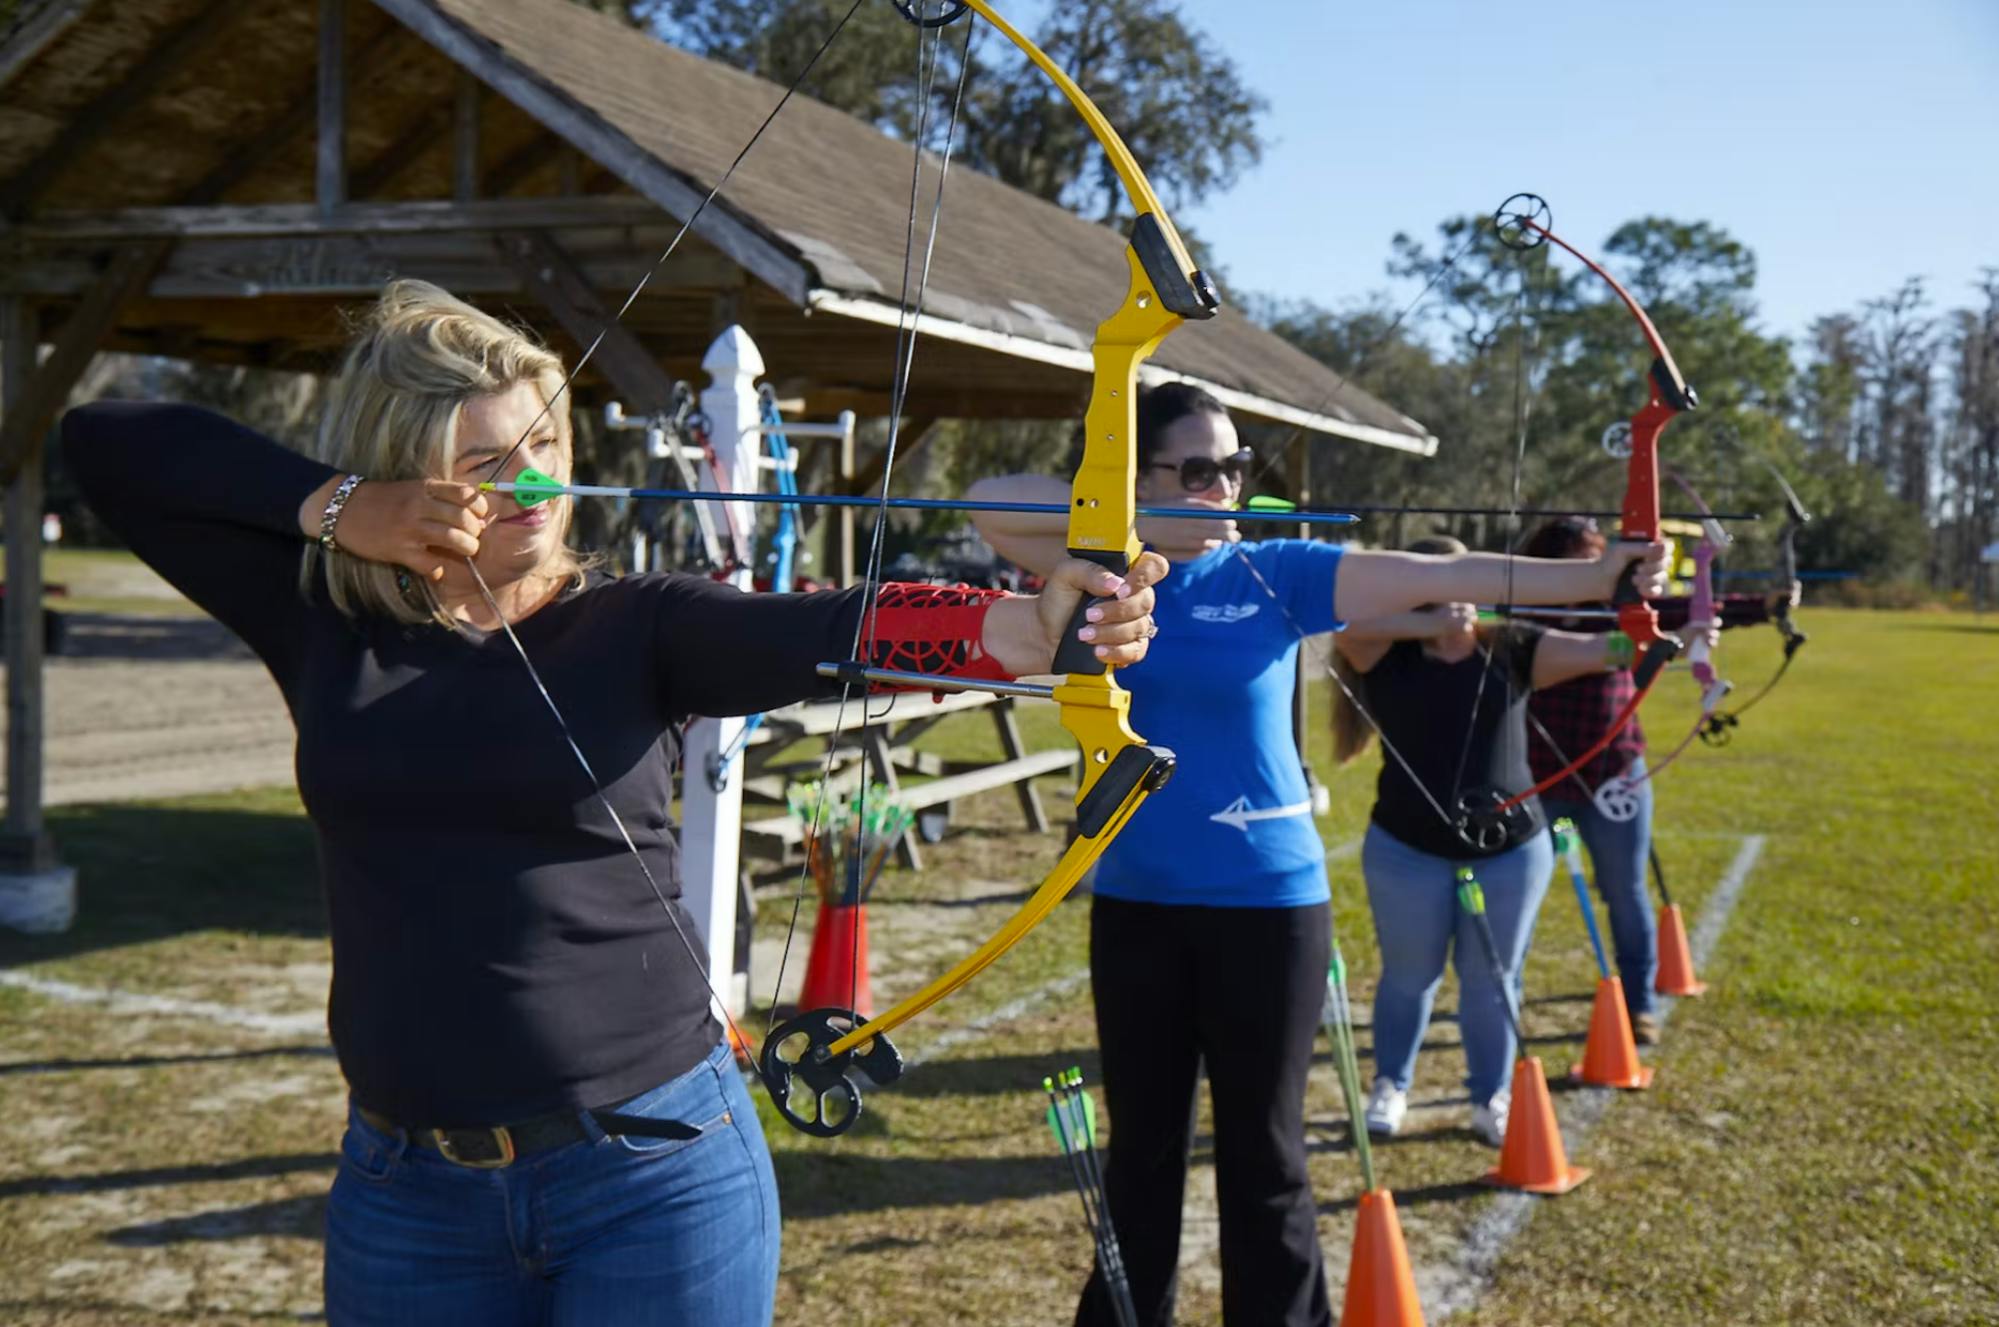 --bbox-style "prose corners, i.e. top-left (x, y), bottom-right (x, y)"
top-left (678, 326), bottom-right (763, 1019)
